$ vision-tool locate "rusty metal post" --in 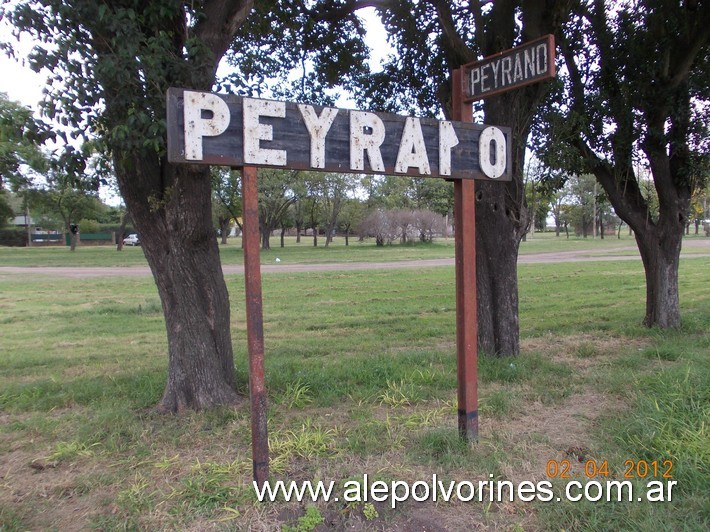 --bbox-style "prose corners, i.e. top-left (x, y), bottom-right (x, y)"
top-left (241, 165), bottom-right (269, 486)
top-left (452, 68), bottom-right (479, 442)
